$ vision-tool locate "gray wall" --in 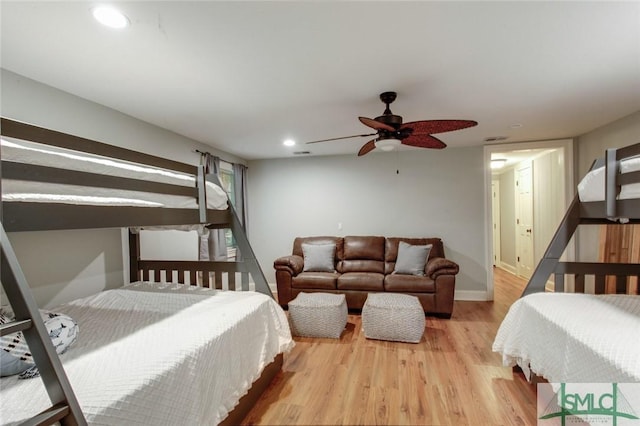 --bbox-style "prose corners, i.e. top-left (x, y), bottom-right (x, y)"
top-left (1, 69), bottom-right (239, 307)
top-left (247, 147), bottom-right (487, 296)
top-left (575, 110), bottom-right (640, 261)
